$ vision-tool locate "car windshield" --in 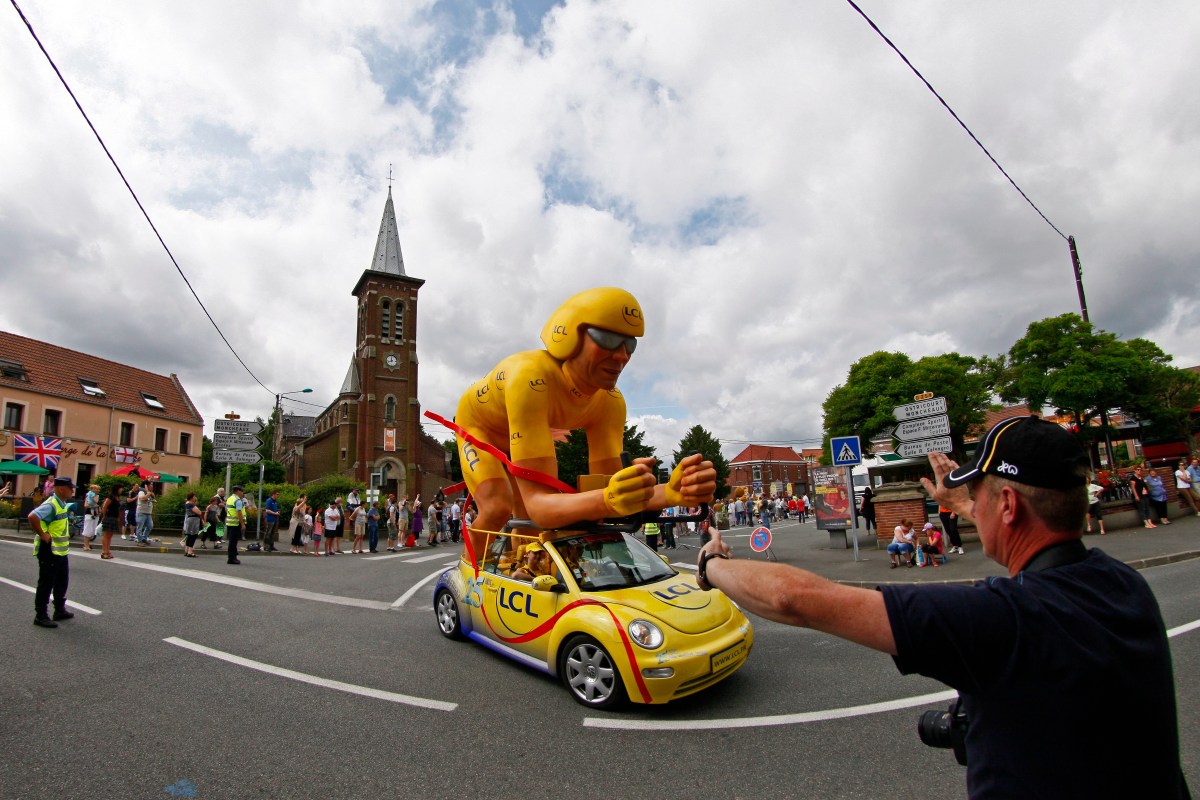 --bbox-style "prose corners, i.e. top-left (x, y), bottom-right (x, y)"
top-left (549, 531), bottom-right (675, 591)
